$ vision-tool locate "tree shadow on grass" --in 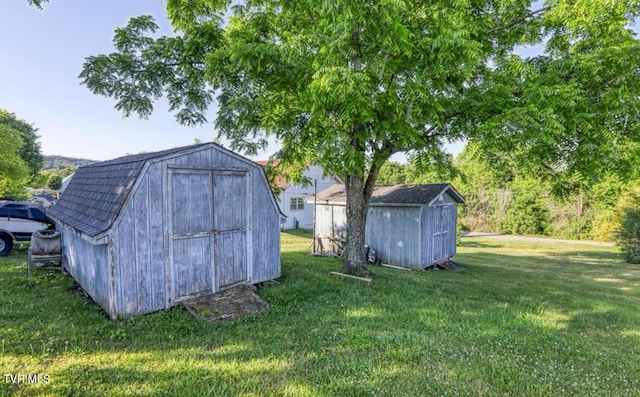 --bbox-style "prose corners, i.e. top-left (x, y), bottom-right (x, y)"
top-left (4, 248), bottom-right (640, 396)
top-left (457, 239), bottom-right (503, 249)
top-left (281, 228), bottom-right (313, 238)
